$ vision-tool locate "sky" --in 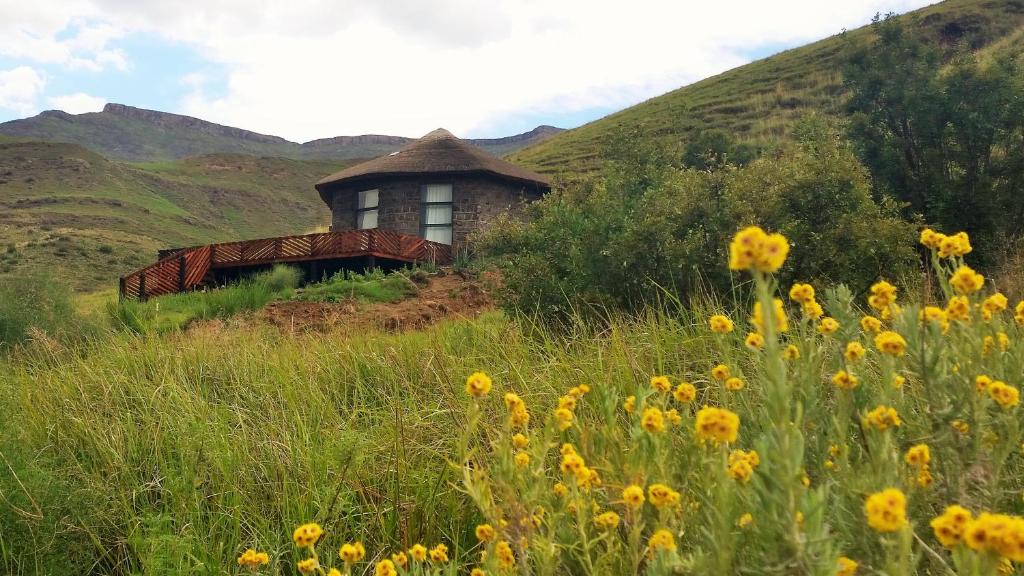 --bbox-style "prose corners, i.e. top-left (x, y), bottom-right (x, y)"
top-left (0, 0), bottom-right (936, 142)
